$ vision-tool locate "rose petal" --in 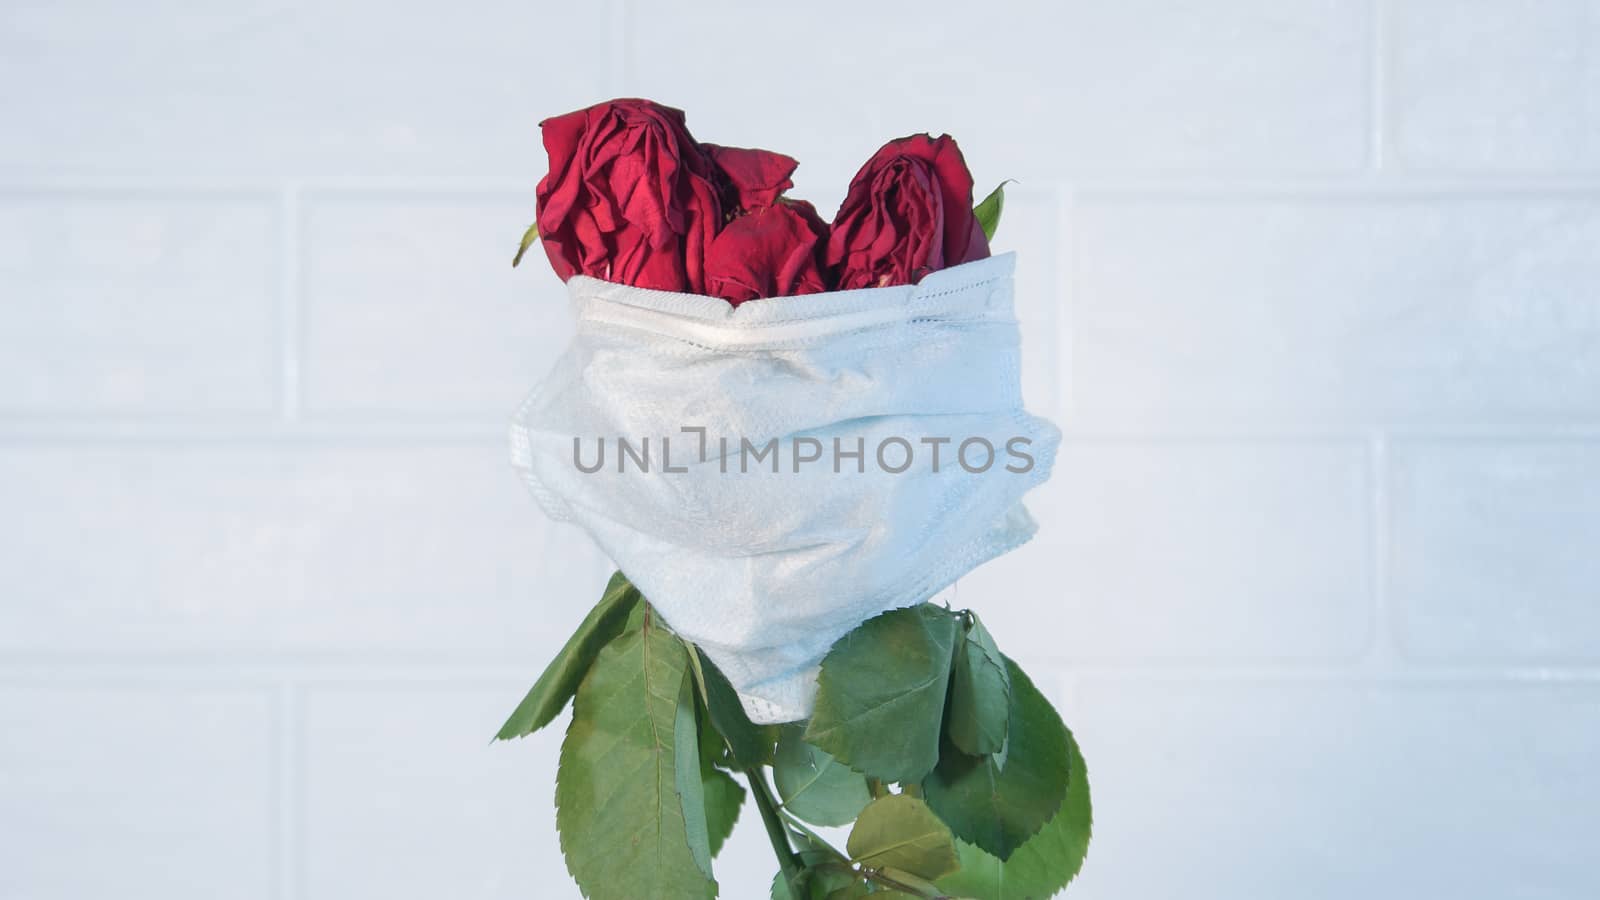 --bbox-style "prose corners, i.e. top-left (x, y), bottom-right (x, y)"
top-left (705, 202), bottom-right (829, 305)
top-left (705, 144), bottom-right (800, 211)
